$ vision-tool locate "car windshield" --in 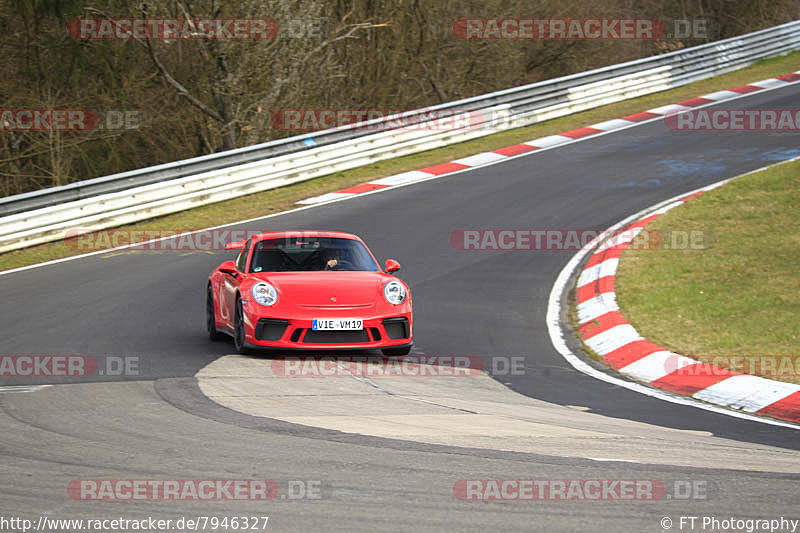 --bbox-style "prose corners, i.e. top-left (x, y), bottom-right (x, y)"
top-left (249, 237), bottom-right (380, 272)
